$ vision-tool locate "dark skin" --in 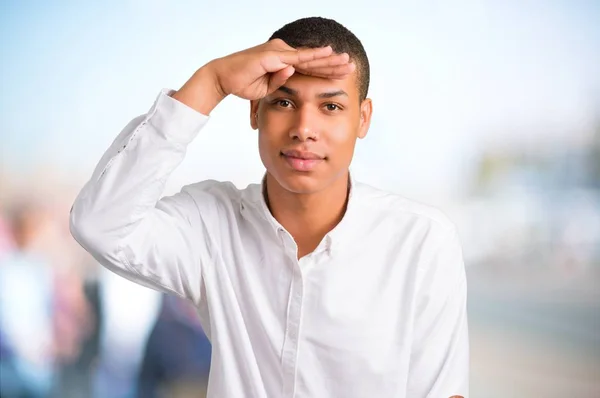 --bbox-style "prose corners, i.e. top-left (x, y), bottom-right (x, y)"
top-left (172, 38), bottom-right (373, 258)
top-left (250, 72), bottom-right (372, 258)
